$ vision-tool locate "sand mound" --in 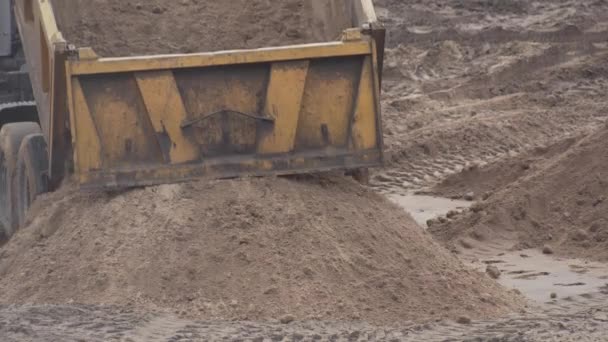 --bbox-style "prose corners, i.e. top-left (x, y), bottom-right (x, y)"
top-left (52, 0), bottom-right (352, 57)
top-left (0, 176), bottom-right (522, 324)
top-left (429, 138), bottom-right (579, 200)
top-left (430, 128), bottom-right (608, 262)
